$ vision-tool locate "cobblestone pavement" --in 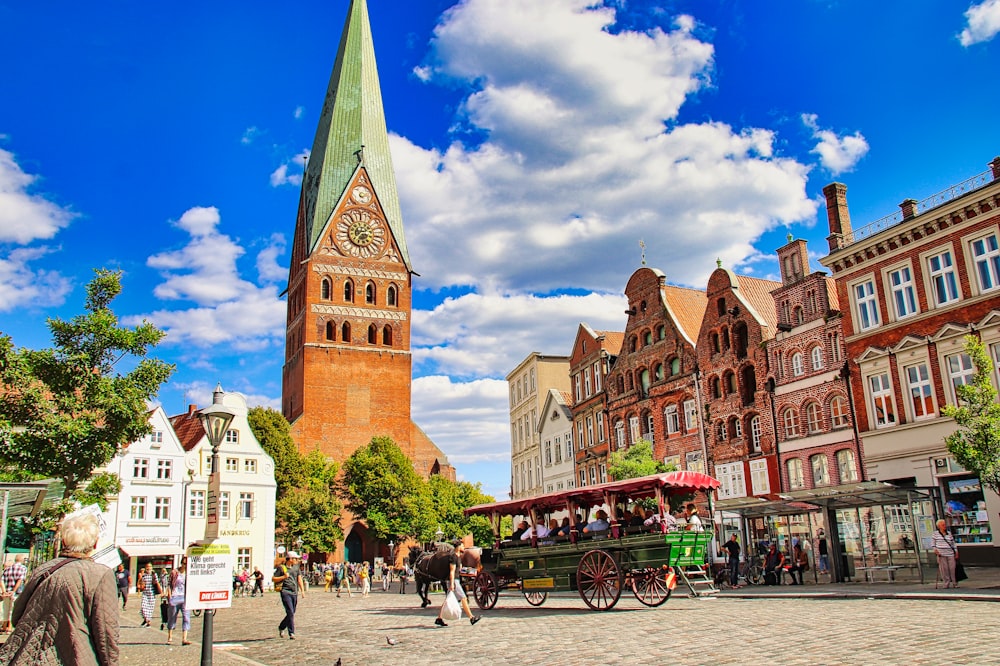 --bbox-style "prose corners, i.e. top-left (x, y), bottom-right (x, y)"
top-left (118, 585), bottom-right (1000, 666)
